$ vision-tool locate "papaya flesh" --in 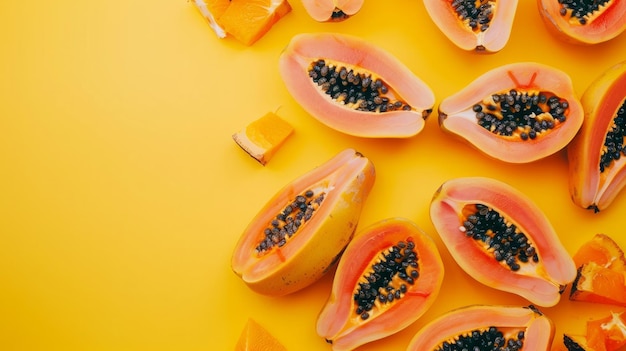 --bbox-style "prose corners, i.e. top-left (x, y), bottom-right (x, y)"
top-left (192, 0), bottom-right (230, 38)
top-left (568, 61), bottom-right (626, 213)
top-left (439, 62), bottom-right (584, 163)
top-left (570, 234), bottom-right (626, 307)
top-left (429, 177), bottom-right (577, 307)
top-left (564, 311), bottom-right (626, 351)
top-left (407, 305), bottom-right (554, 351)
top-left (300, 0), bottom-right (364, 22)
top-left (423, 0), bottom-right (519, 53)
top-left (278, 32), bottom-right (435, 138)
top-left (231, 149), bottom-right (375, 296)
top-left (538, 0), bottom-right (626, 44)
top-left (316, 218), bottom-right (444, 351)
